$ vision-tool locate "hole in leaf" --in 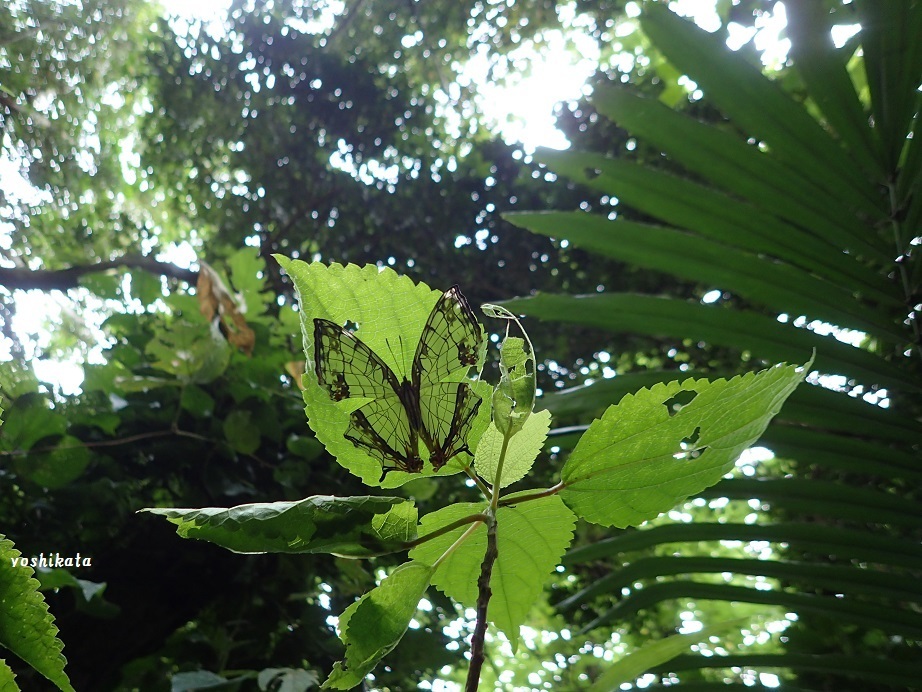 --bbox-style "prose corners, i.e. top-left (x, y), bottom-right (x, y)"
top-left (673, 426), bottom-right (706, 461)
top-left (663, 390), bottom-right (697, 417)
